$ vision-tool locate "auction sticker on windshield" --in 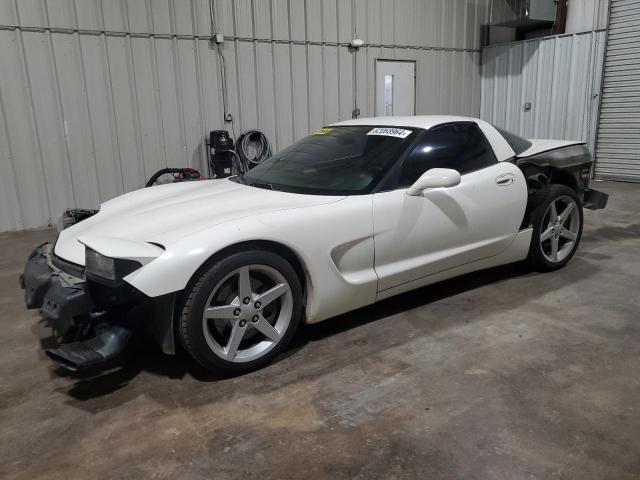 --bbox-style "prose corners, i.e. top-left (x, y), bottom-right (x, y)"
top-left (367, 127), bottom-right (412, 139)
